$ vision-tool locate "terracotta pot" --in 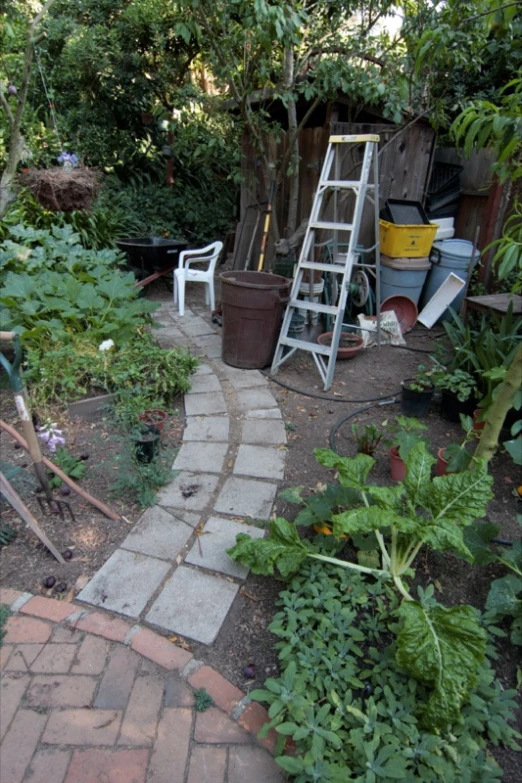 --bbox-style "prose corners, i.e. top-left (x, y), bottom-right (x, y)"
top-left (317, 332), bottom-right (364, 360)
top-left (390, 446), bottom-right (406, 482)
top-left (138, 409), bottom-right (167, 432)
top-left (473, 408), bottom-right (485, 431)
